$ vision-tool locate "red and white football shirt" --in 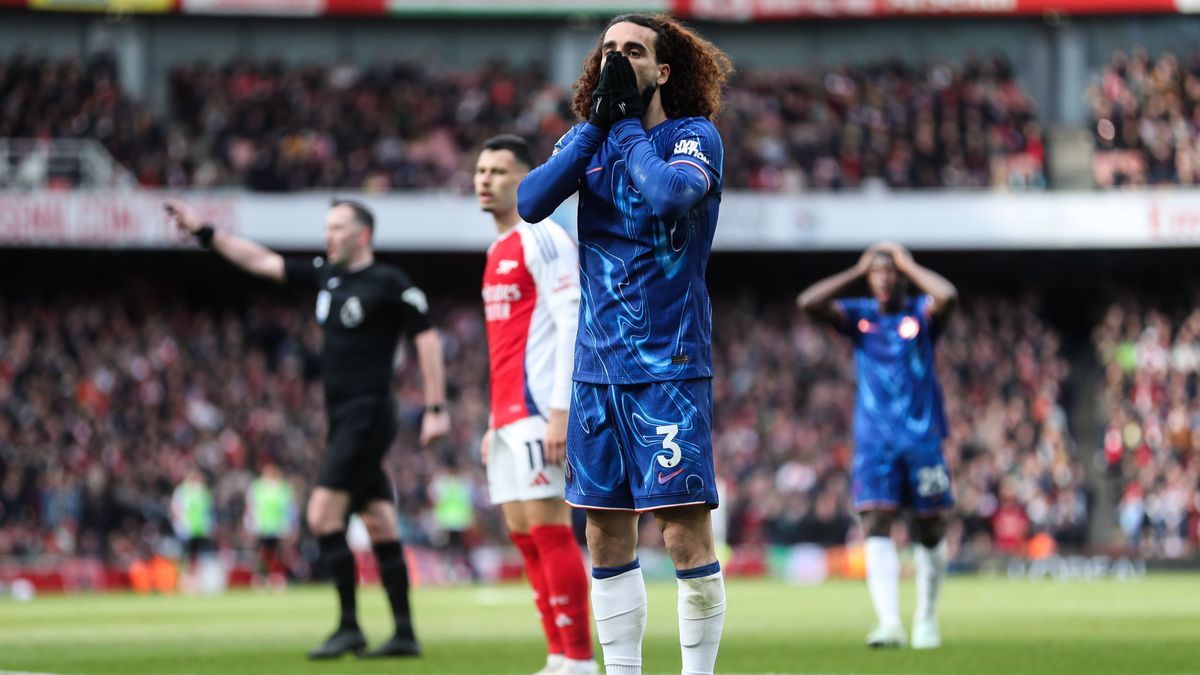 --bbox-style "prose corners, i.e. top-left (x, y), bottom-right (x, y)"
top-left (482, 220), bottom-right (579, 429)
